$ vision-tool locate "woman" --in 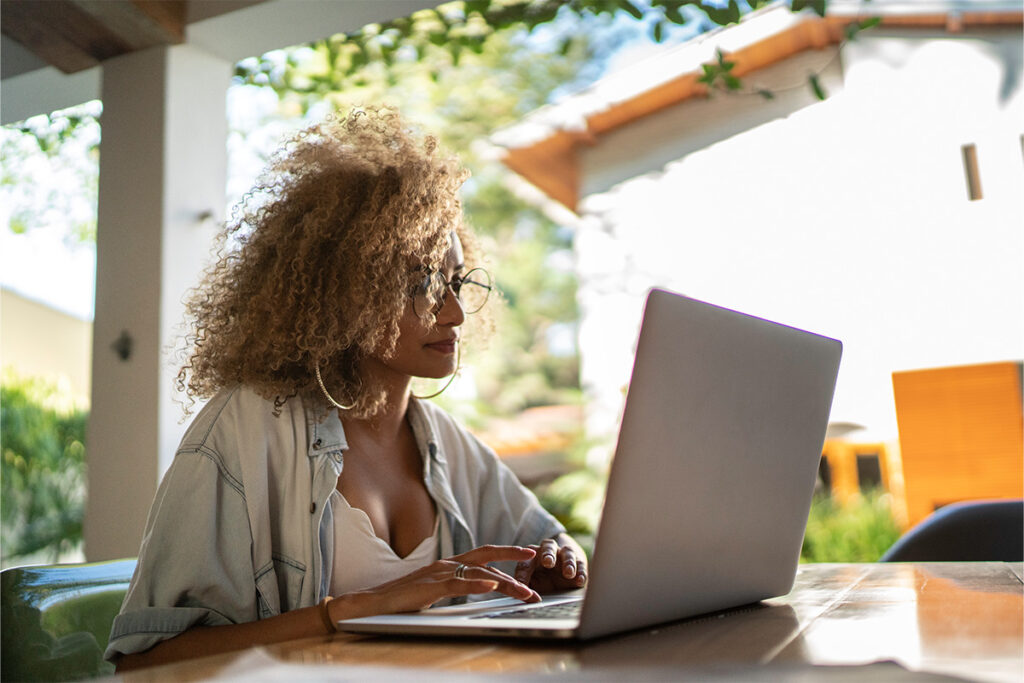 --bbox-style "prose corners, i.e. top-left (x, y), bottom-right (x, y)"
top-left (106, 109), bottom-right (587, 670)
